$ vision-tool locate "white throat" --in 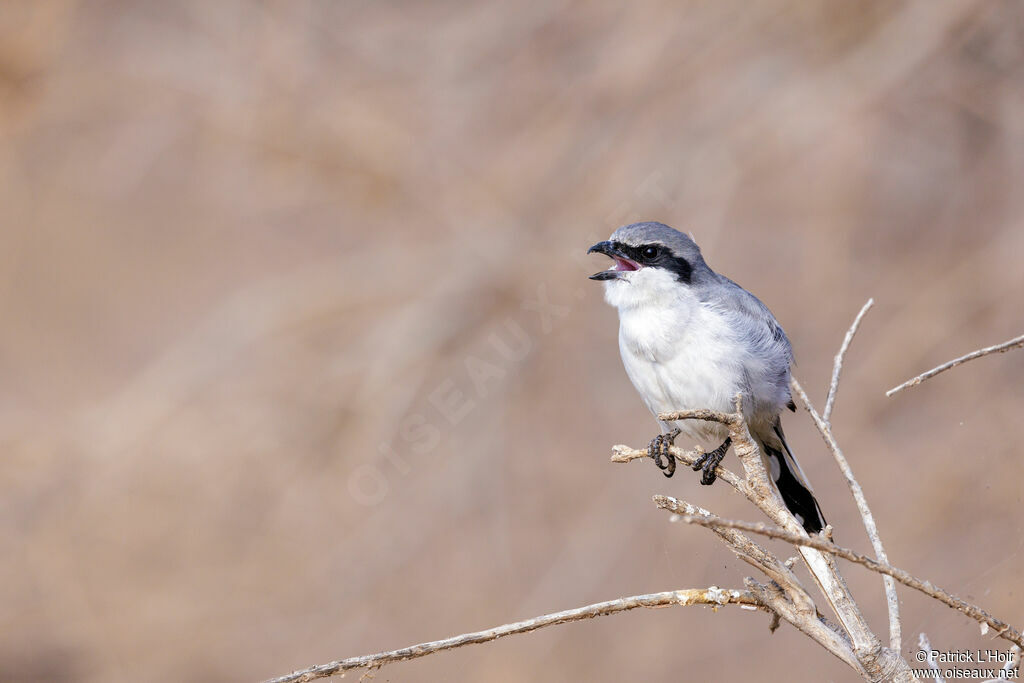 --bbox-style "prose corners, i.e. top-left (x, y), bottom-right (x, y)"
top-left (602, 267), bottom-right (692, 312)
top-left (604, 268), bottom-right (703, 363)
